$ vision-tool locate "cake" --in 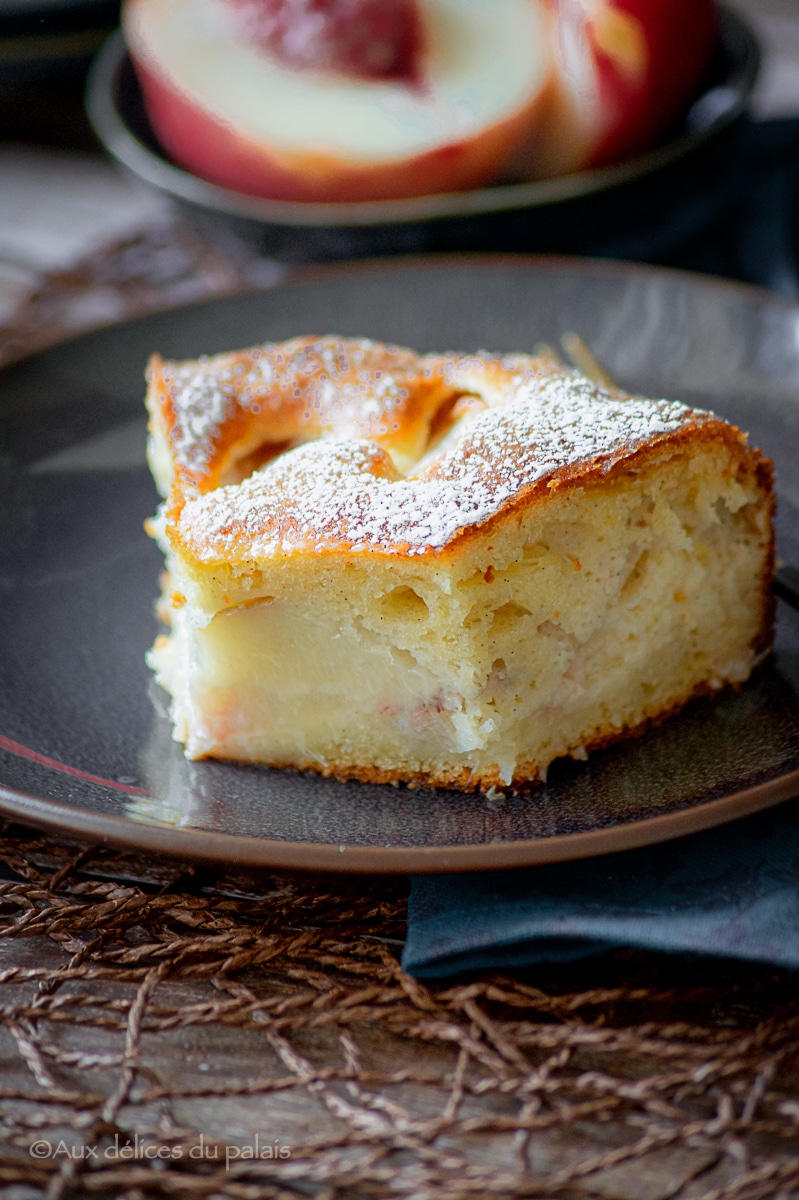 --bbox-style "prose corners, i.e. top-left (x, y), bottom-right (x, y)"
top-left (144, 335), bottom-right (775, 793)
